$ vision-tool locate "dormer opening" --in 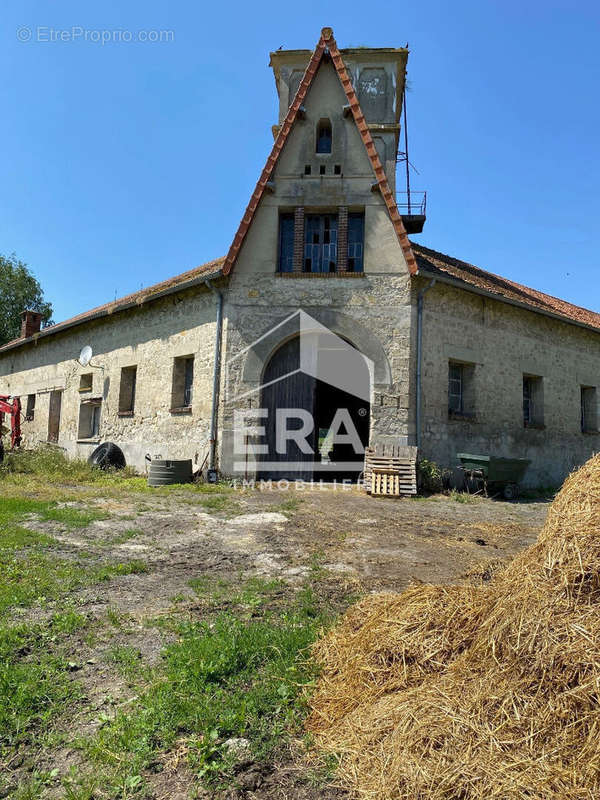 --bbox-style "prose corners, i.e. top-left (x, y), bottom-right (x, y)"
top-left (316, 119), bottom-right (332, 154)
